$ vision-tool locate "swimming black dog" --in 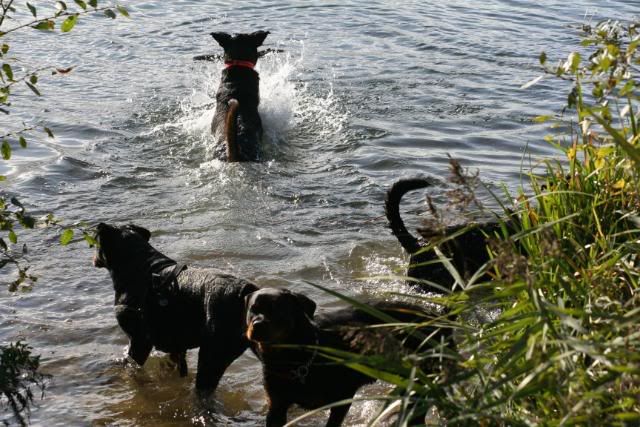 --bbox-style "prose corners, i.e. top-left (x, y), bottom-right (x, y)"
top-left (209, 31), bottom-right (270, 161)
top-left (385, 177), bottom-right (510, 292)
top-left (245, 288), bottom-right (452, 427)
top-left (93, 223), bottom-right (259, 391)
